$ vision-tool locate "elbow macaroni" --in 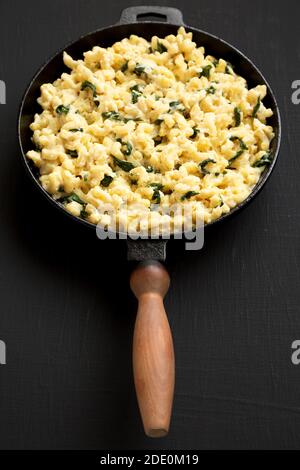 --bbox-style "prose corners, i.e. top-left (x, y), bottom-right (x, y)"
top-left (27, 27), bottom-right (275, 232)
